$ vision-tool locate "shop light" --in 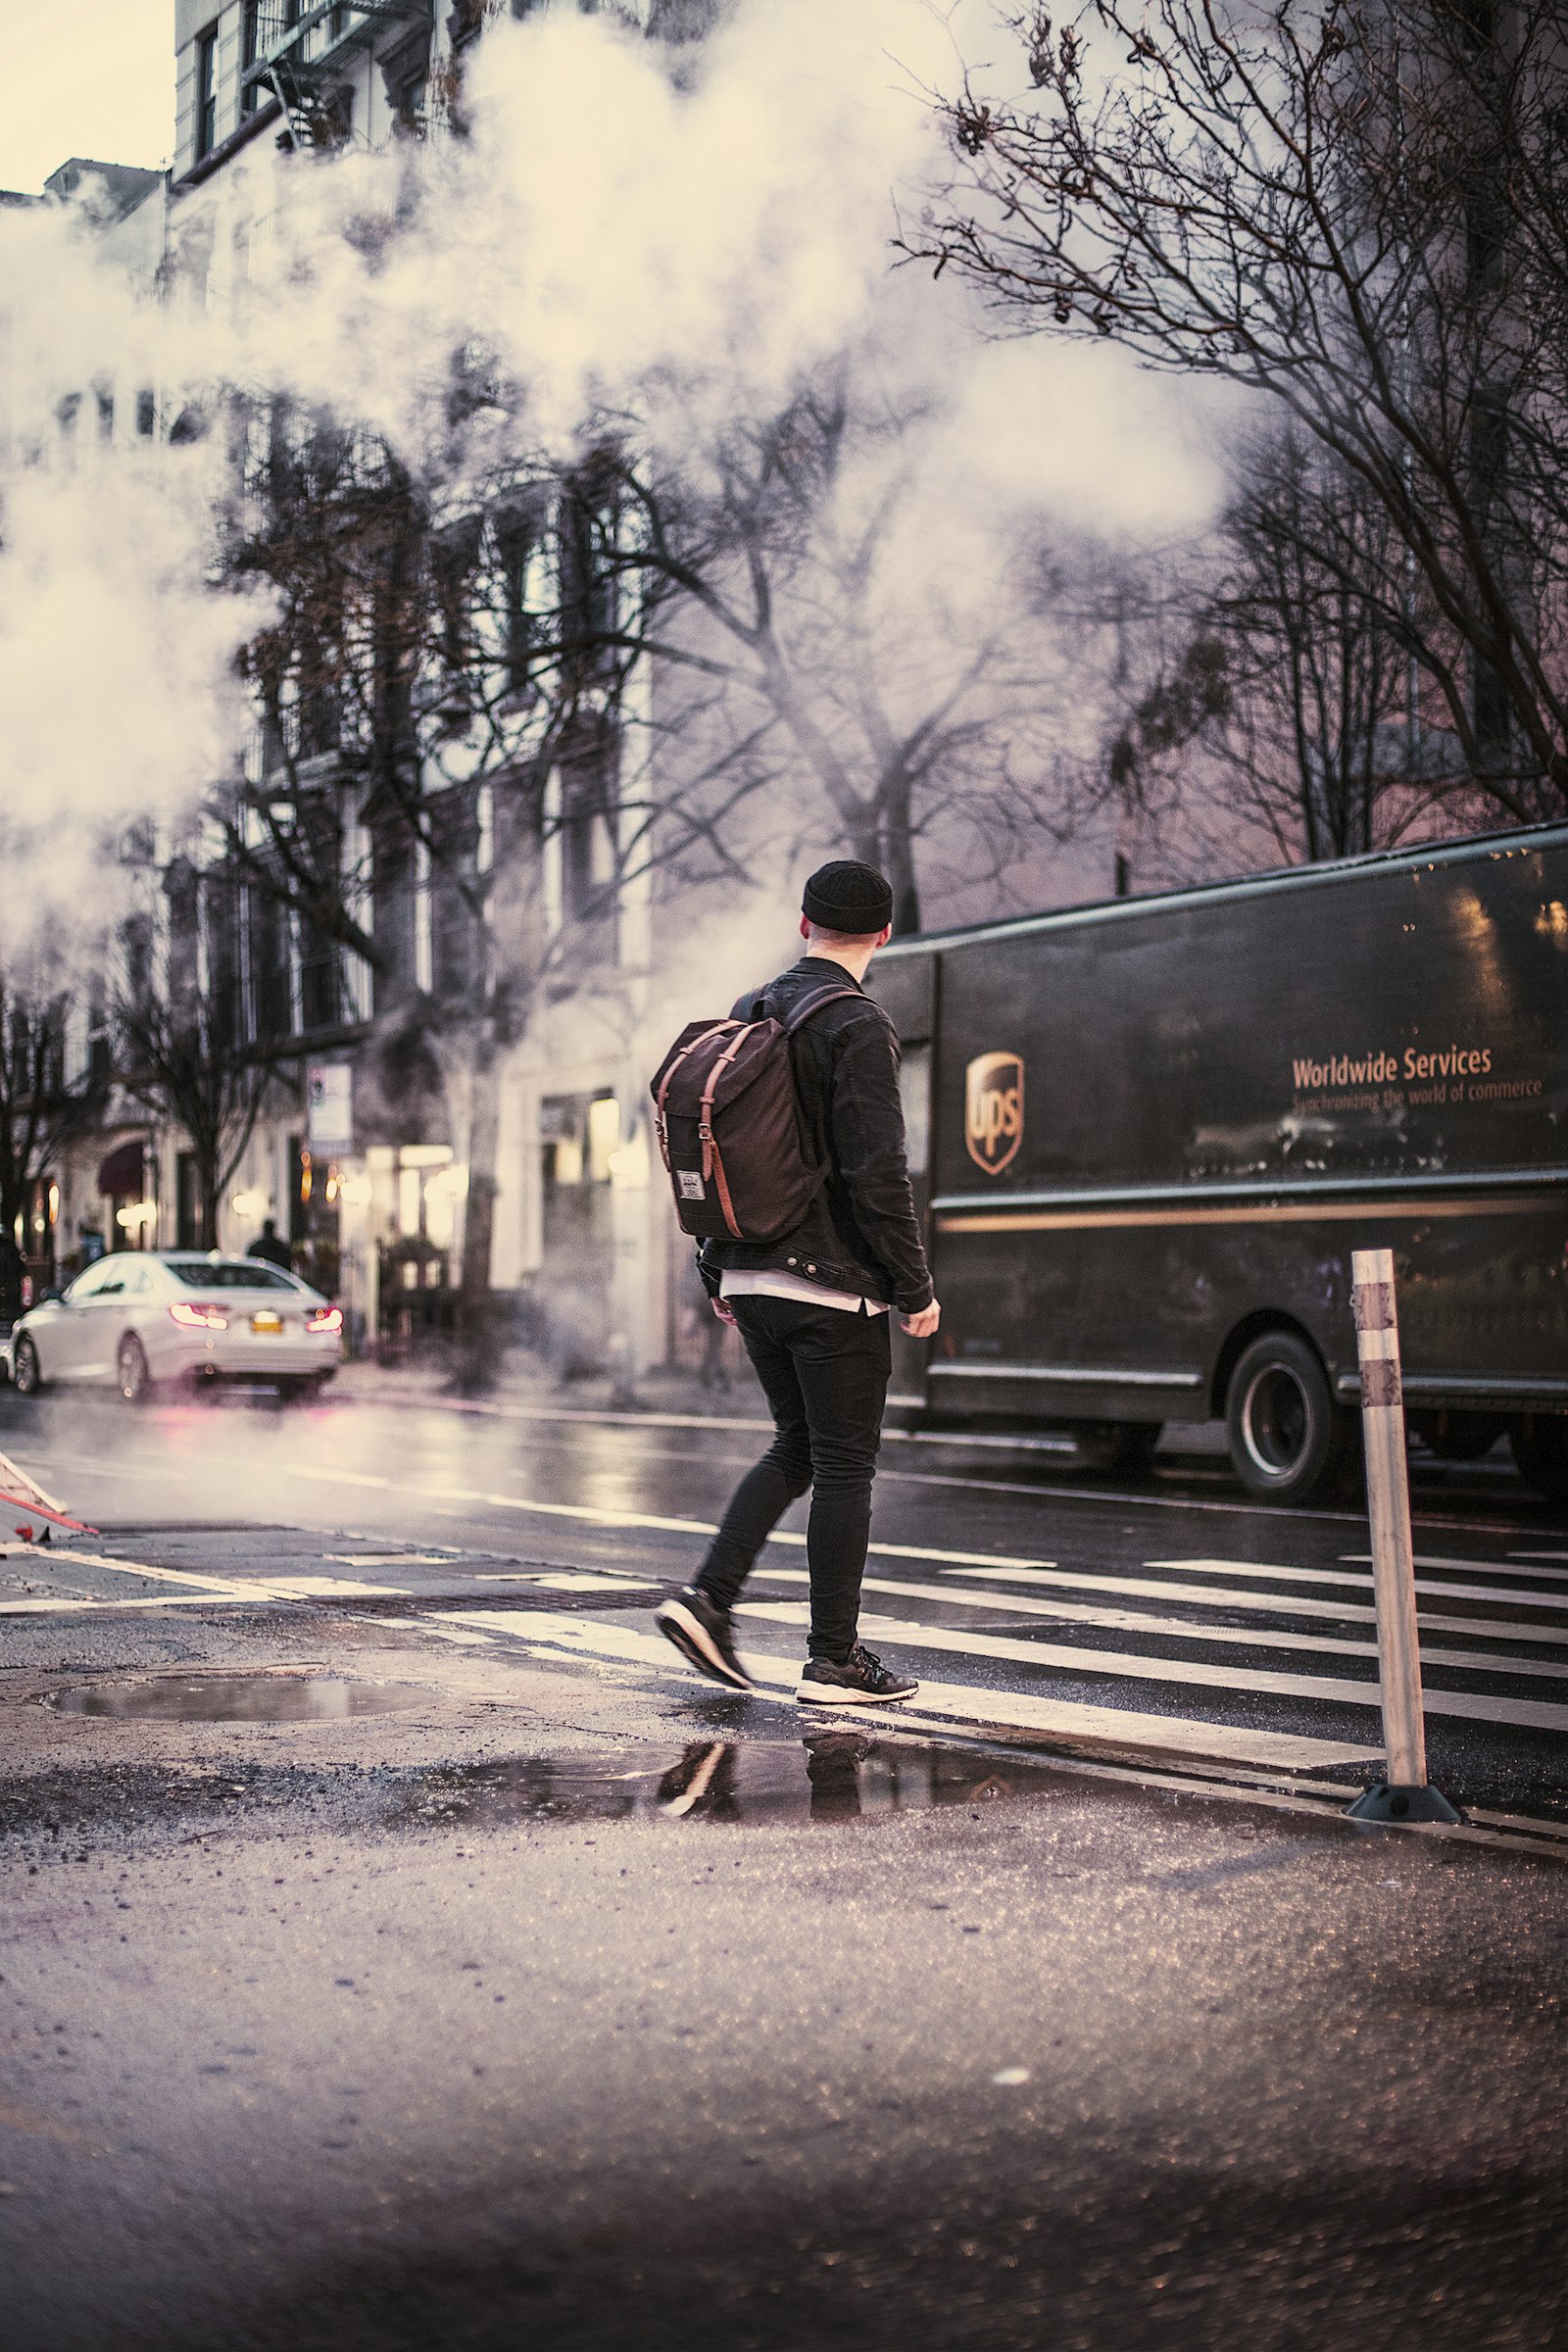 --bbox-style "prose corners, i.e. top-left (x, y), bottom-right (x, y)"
top-left (587, 1095), bottom-right (621, 1182)
top-left (230, 1188), bottom-right (269, 1222)
top-left (116, 1200), bottom-right (158, 1232)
